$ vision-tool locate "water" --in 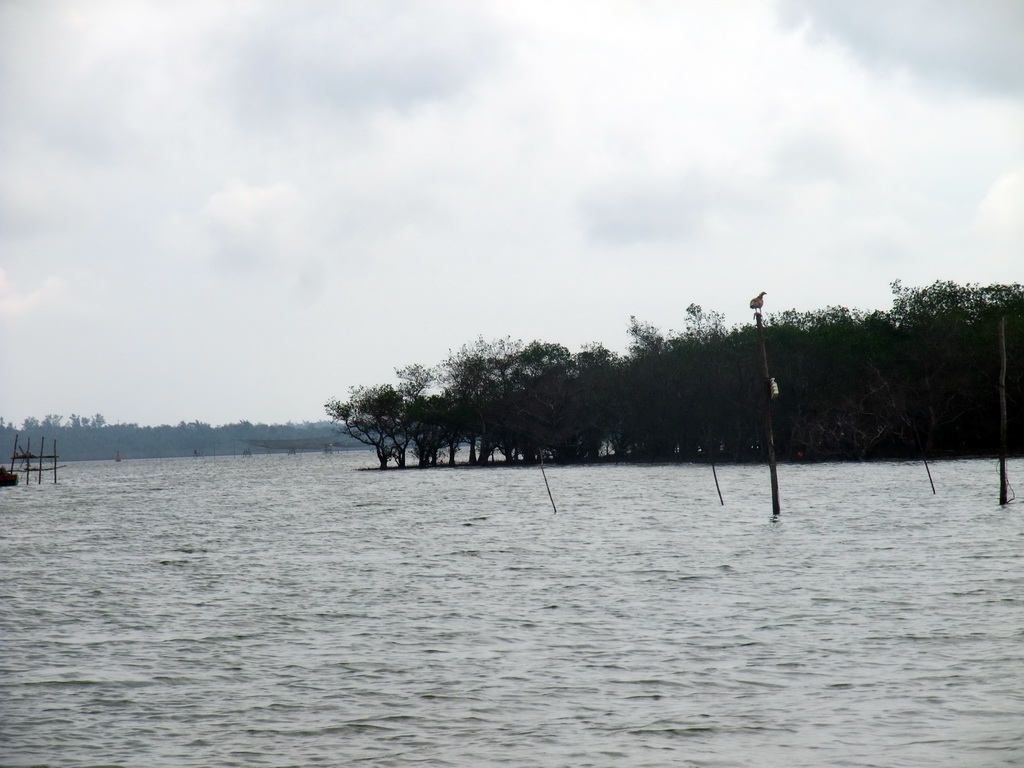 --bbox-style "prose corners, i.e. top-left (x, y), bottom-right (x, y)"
top-left (2, 453), bottom-right (1022, 767)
